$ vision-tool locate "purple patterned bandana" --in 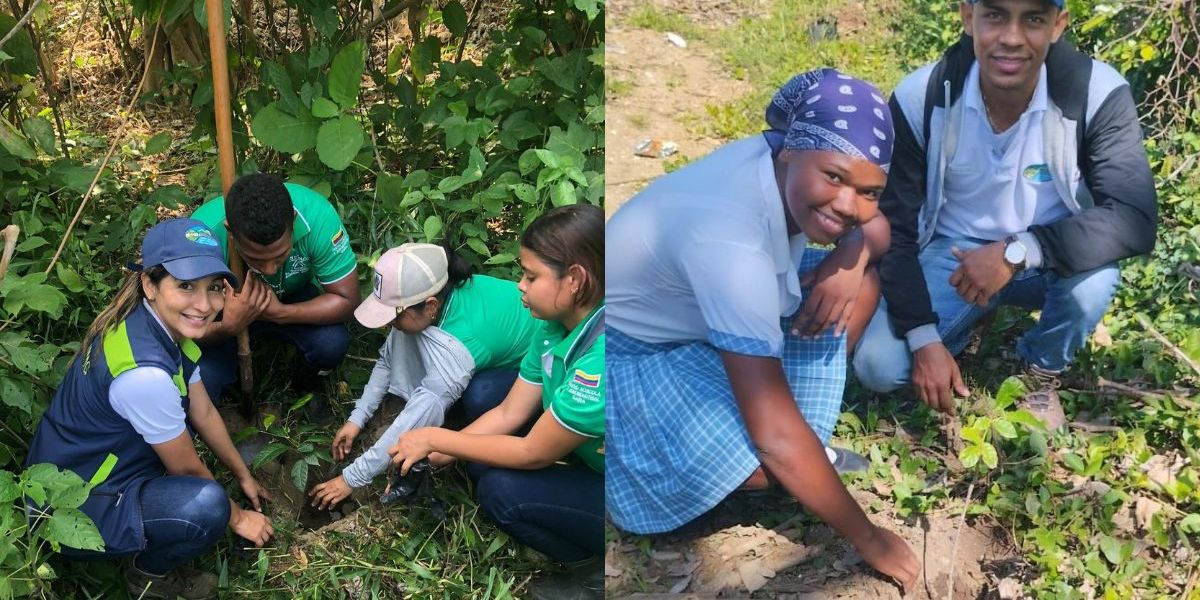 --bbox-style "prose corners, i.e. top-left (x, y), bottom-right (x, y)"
top-left (765, 68), bottom-right (894, 173)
